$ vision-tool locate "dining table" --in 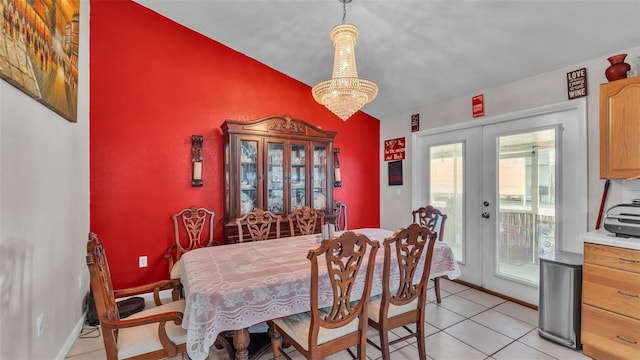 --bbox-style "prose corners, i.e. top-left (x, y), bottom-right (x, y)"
top-left (179, 227), bottom-right (461, 360)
